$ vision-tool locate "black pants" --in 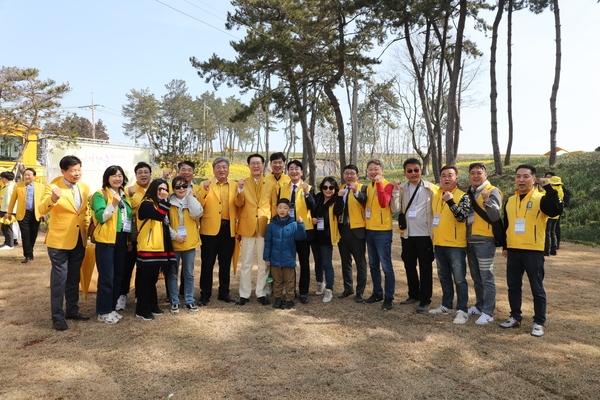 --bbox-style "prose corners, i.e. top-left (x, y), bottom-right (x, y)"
top-left (120, 243), bottom-right (139, 297)
top-left (337, 224), bottom-right (367, 295)
top-left (200, 222), bottom-right (234, 300)
top-left (1, 221), bottom-right (14, 247)
top-left (296, 230), bottom-right (313, 296)
top-left (135, 265), bottom-right (160, 317)
top-left (401, 236), bottom-right (434, 304)
top-left (18, 210), bottom-right (40, 259)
